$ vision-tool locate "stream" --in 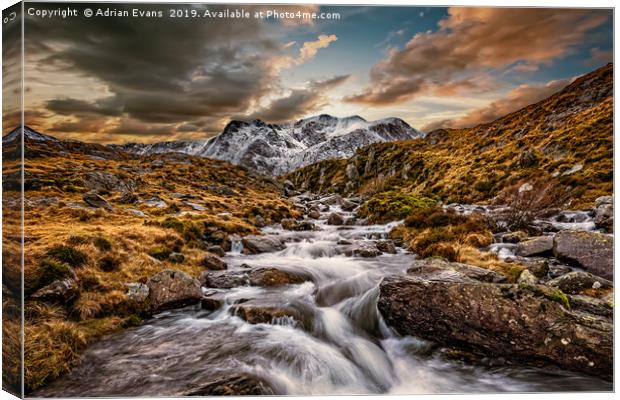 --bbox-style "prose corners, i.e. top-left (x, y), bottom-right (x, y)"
top-left (35, 203), bottom-right (612, 396)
